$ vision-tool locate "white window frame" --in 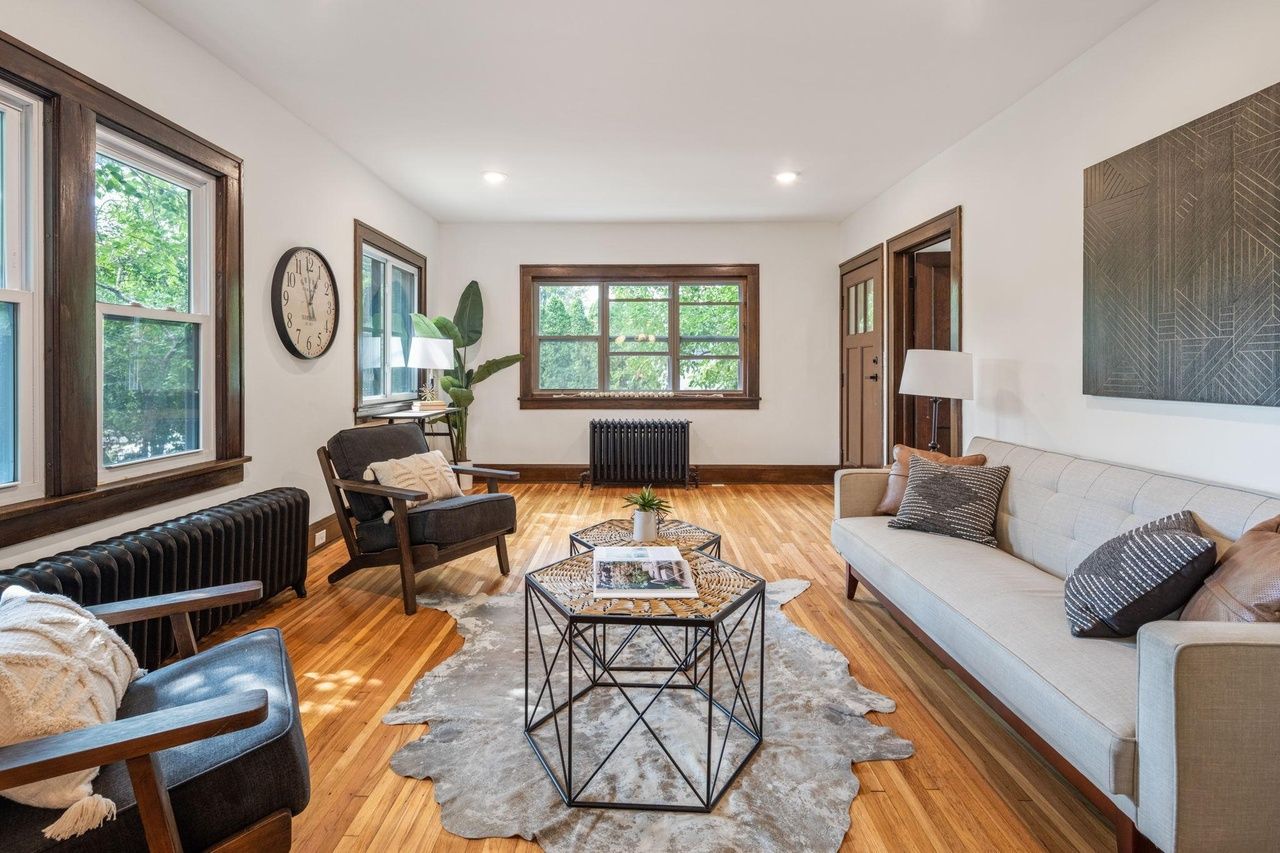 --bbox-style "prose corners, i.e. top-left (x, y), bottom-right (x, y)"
top-left (0, 81), bottom-right (43, 506)
top-left (359, 242), bottom-right (421, 404)
top-left (95, 127), bottom-right (216, 482)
